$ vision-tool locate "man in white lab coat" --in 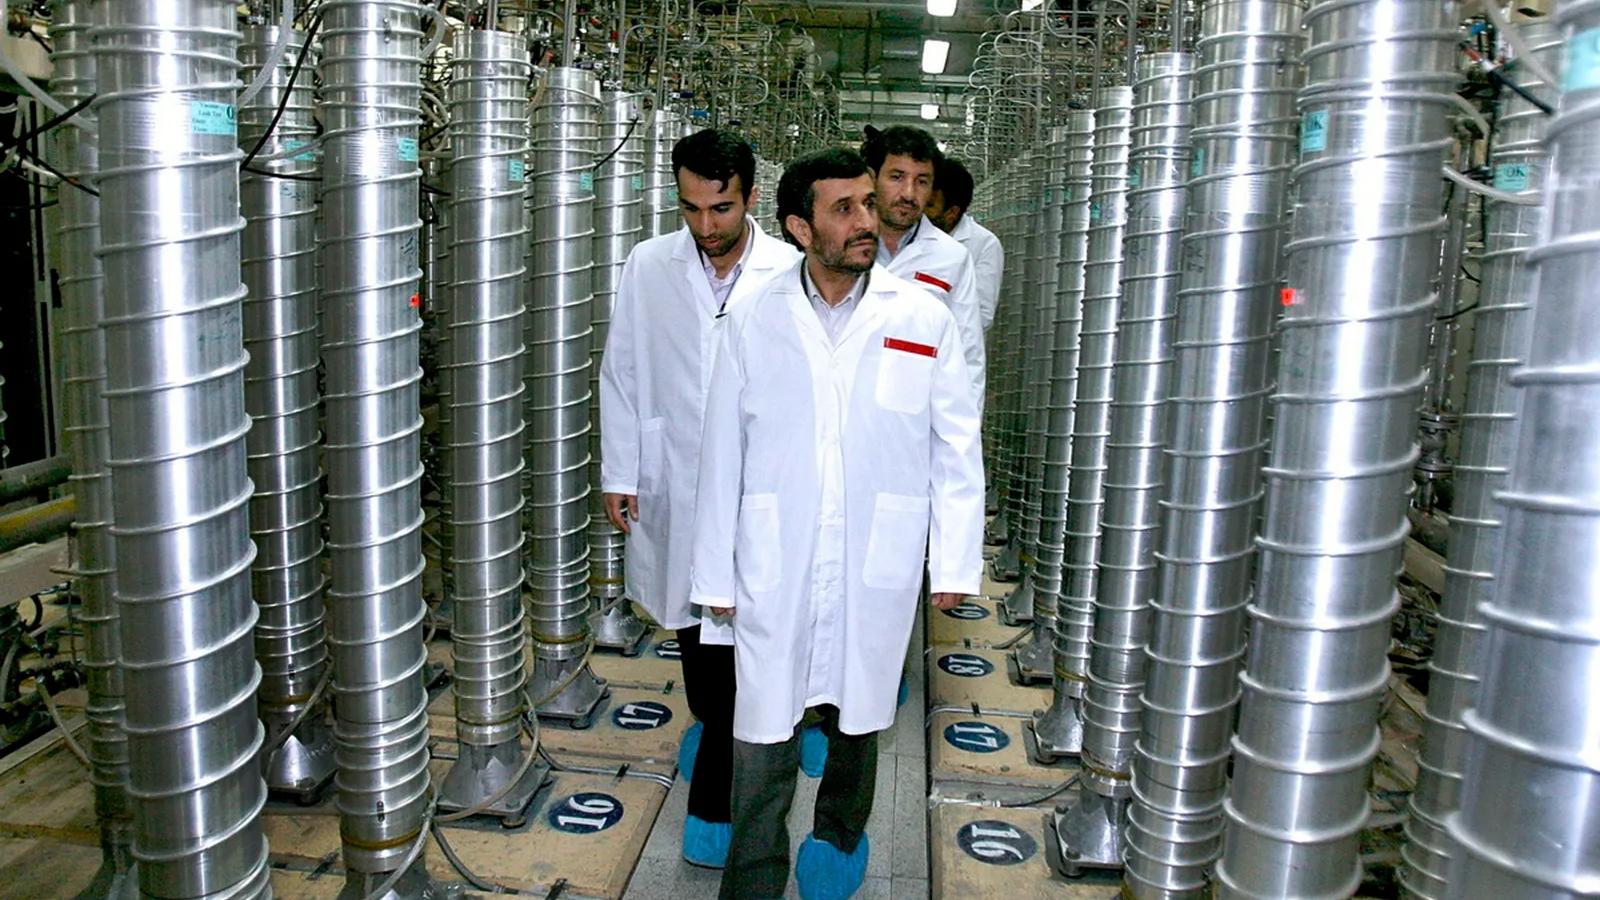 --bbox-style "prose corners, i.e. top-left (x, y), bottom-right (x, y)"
top-left (690, 149), bottom-right (984, 899)
top-left (598, 128), bottom-right (798, 868)
top-left (927, 156), bottom-right (1005, 334)
top-left (860, 125), bottom-right (986, 409)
